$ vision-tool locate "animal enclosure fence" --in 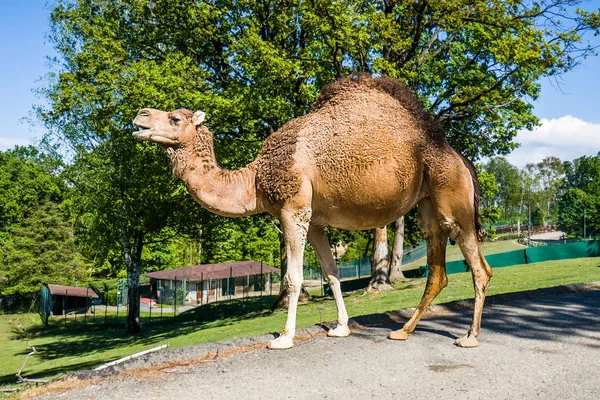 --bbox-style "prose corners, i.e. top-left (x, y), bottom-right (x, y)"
top-left (39, 271), bottom-right (280, 331)
top-left (336, 243), bottom-right (427, 280)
